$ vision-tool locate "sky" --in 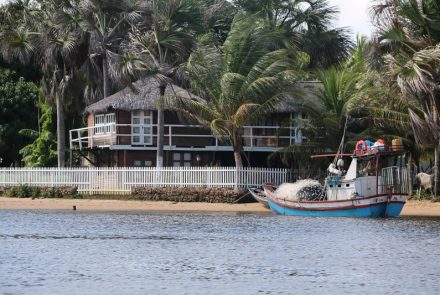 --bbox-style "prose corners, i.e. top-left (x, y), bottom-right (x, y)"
top-left (0, 0), bottom-right (374, 37)
top-left (331, 0), bottom-right (374, 37)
